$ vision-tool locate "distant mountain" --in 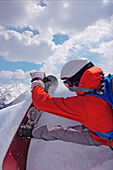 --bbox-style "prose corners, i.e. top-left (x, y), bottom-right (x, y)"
top-left (0, 83), bottom-right (30, 109)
